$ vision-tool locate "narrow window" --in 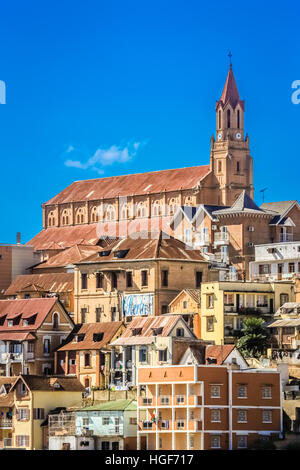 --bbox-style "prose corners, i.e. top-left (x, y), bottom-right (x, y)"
top-left (84, 353), bottom-right (90, 367)
top-left (219, 110), bottom-right (222, 129)
top-left (227, 109), bottom-right (231, 128)
top-left (237, 110), bottom-right (240, 129)
top-left (236, 161), bottom-right (240, 173)
top-left (195, 271), bottom-right (202, 288)
top-left (111, 272), bottom-right (118, 289)
top-left (141, 270), bottom-right (148, 287)
top-left (96, 272), bottom-right (103, 289)
top-left (126, 271), bottom-right (133, 288)
top-left (81, 273), bottom-right (87, 290)
top-left (161, 270), bottom-right (168, 287)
